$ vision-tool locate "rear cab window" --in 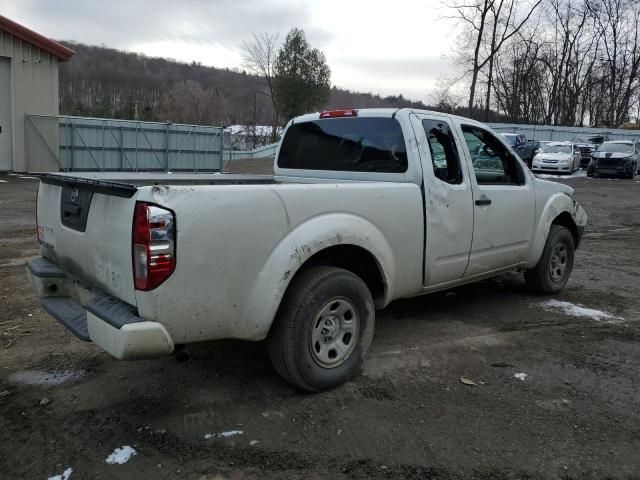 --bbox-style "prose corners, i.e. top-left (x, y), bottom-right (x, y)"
top-left (422, 119), bottom-right (462, 184)
top-left (277, 117), bottom-right (408, 173)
